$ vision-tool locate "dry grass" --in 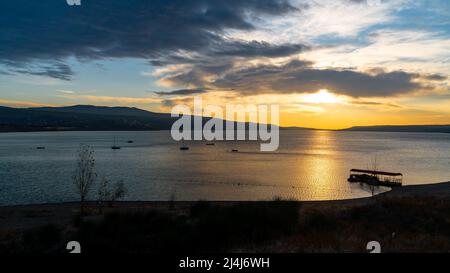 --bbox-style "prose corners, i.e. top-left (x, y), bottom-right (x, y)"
top-left (1, 197), bottom-right (450, 253)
